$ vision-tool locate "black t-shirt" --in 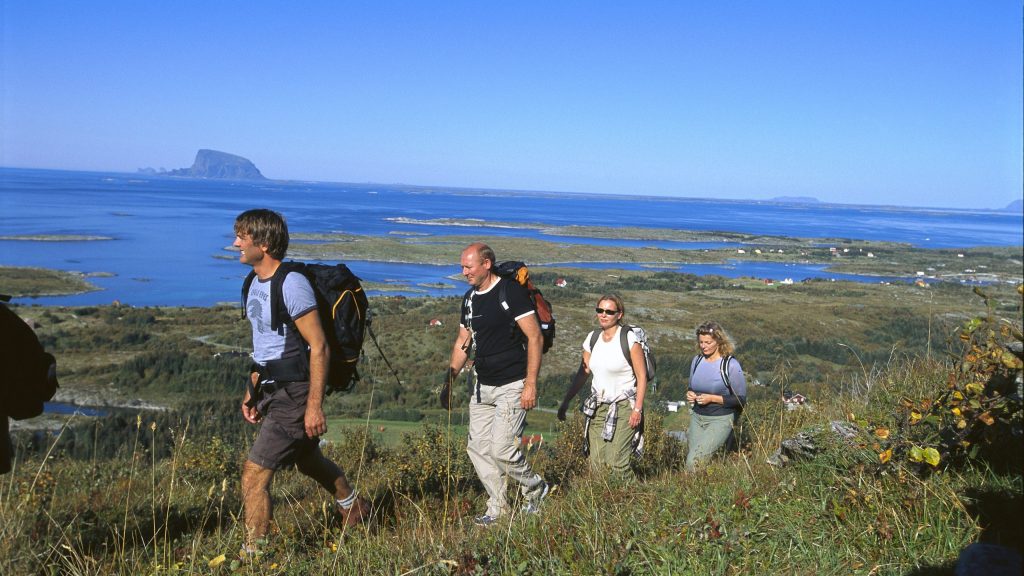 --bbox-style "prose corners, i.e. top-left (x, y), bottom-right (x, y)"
top-left (461, 277), bottom-right (536, 386)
